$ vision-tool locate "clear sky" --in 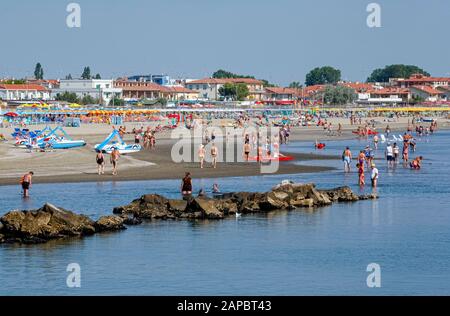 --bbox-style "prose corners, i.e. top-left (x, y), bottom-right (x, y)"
top-left (0, 0), bottom-right (449, 85)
